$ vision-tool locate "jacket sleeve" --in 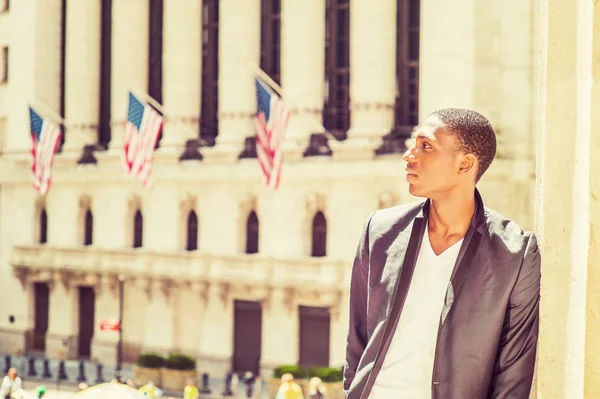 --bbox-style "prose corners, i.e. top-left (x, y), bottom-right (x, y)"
top-left (489, 233), bottom-right (541, 399)
top-left (343, 211), bottom-right (376, 394)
